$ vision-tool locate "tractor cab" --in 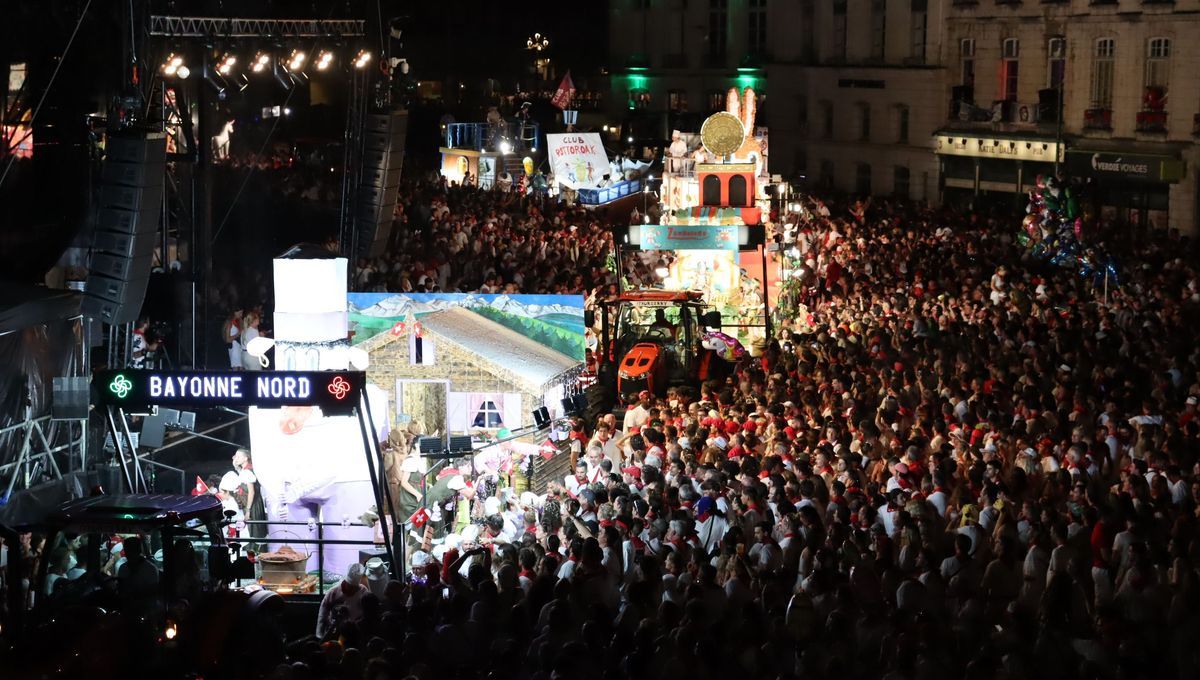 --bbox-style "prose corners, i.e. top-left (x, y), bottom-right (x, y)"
top-left (607, 290), bottom-right (720, 401)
